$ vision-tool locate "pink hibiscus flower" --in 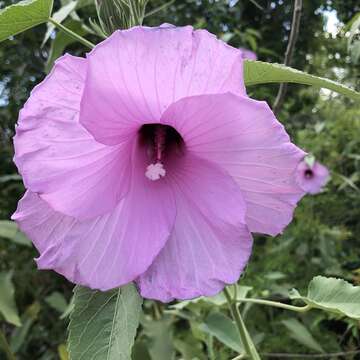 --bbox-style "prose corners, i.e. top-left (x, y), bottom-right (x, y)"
top-left (296, 158), bottom-right (330, 195)
top-left (12, 25), bottom-right (305, 302)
